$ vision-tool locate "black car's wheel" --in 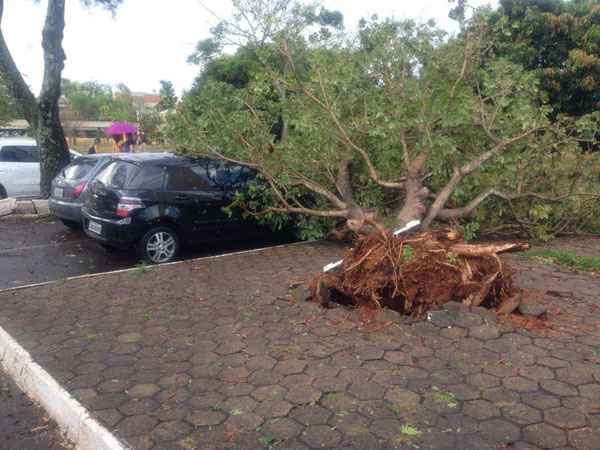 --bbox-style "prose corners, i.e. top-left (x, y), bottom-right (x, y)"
top-left (138, 227), bottom-right (180, 264)
top-left (0, 184), bottom-right (7, 200)
top-left (61, 219), bottom-right (82, 230)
